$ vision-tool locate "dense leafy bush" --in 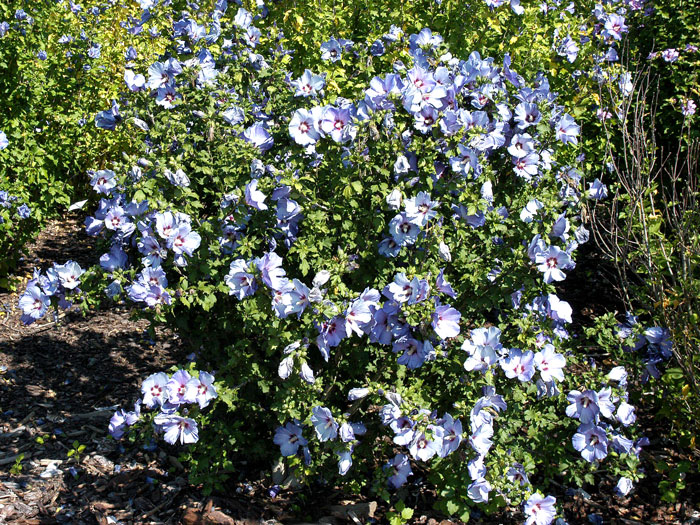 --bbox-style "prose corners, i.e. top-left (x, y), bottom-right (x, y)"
top-left (0, 0), bottom-right (166, 283)
top-left (0, 173), bottom-right (39, 283)
top-left (626, 0), bottom-right (699, 142)
top-left (14, 1), bottom-right (661, 522)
